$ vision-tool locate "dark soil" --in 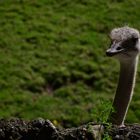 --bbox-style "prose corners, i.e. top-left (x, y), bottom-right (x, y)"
top-left (0, 118), bottom-right (140, 140)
